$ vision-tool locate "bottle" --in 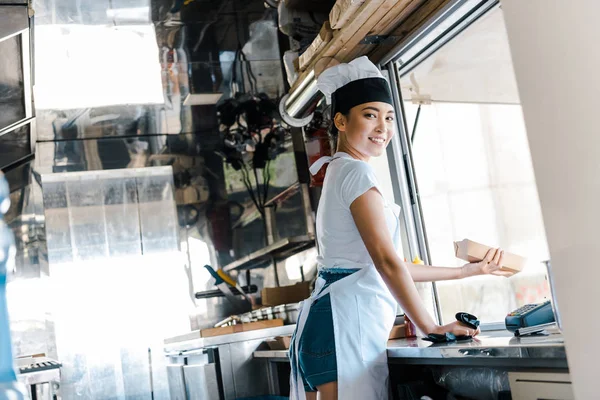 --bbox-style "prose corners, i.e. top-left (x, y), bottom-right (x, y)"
top-left (0, 173), bottom-right (27, 400)
top-left (404, 314), bottom-right (417, 338)
top-left (403, 256), bottom-right (425, 338)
